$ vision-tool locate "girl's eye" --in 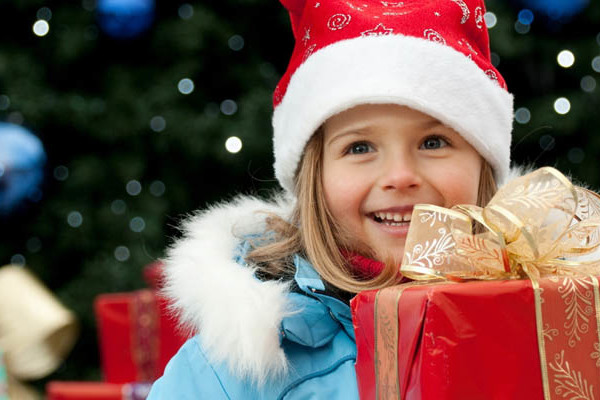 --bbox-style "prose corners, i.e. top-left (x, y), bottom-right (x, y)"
top-left (346, 142), bottom-right (373, 155)
top-left (420, 136), bottom-right (449, 150)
